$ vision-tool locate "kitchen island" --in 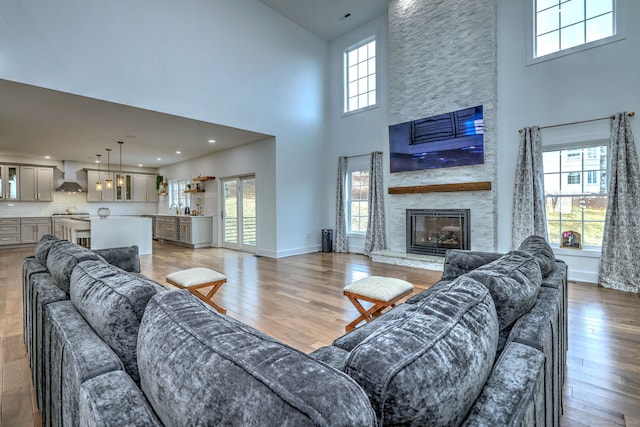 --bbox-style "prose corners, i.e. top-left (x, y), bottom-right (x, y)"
top-left (60, 216), bottom-right (153, 254)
